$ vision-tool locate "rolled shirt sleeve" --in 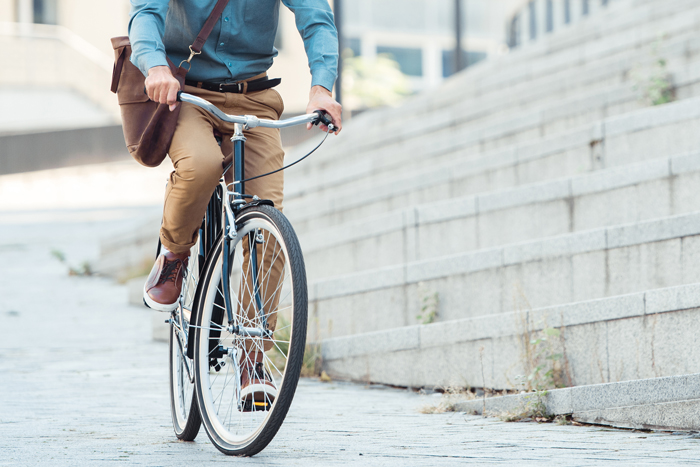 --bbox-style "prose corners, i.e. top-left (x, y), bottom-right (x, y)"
top-left (283, 0), bottom-right (339, 92)
top-left (128, 0), bottom-right (170, 76)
